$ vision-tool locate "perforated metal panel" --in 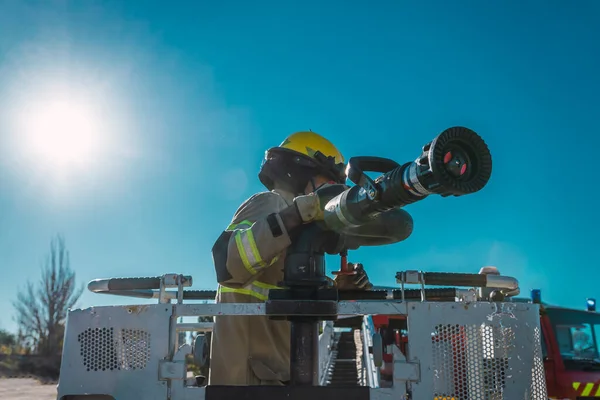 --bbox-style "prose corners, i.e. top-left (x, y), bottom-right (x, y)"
top-left (529, 326), bottom-right (547, 399)
top-left (78, 327), bottom-right (152, 372)
top-left (118, 329), bottom-right (152, 370)
top-left (407, 302), bottom-right (548, 399)
top-left (430, 324), bottom-right (513, 399)
top-left (59, 305), bottom-right (169, 400)
top-left (78, 327), bottom-right (119, 371)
